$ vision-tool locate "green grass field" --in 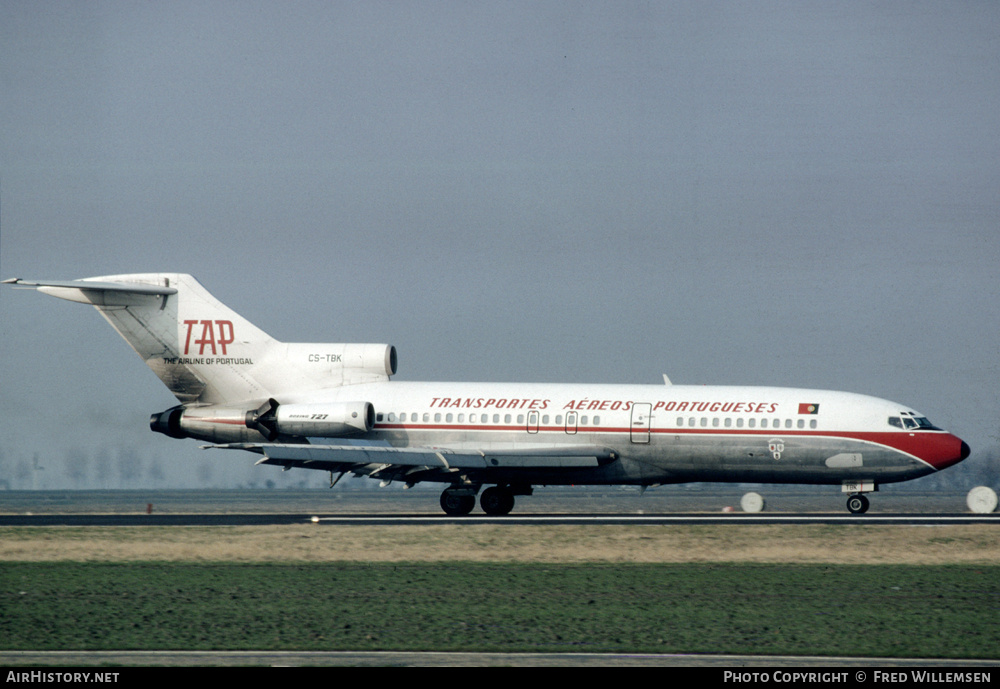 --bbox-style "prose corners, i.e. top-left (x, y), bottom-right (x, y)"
top-left (3, 562), bottom-right (998, 658)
